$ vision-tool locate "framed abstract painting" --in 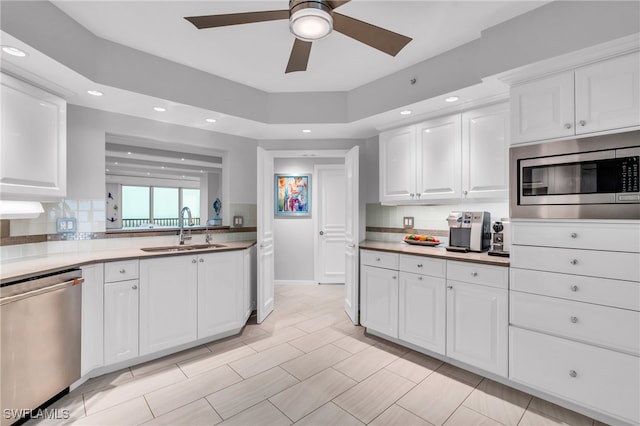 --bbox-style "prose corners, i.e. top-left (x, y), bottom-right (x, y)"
top-left (275, 174), bottom-right (310, 216)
